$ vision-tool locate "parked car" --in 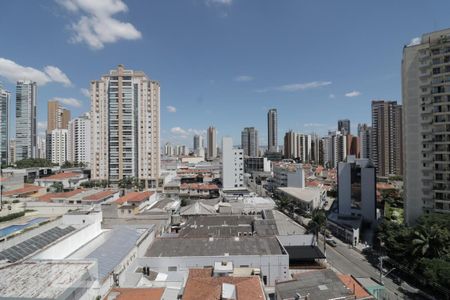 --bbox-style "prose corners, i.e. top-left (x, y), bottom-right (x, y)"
top-left (326, 238), bottom-right (337, 247)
